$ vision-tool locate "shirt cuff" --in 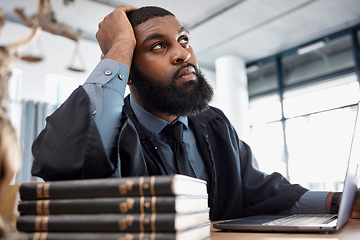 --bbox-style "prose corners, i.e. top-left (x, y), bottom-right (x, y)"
top-left (82, 59), bottom-right (129, 119)
top-left (83, 59), bottom-right (129, 94)
top-left (289, 191), bottom-right (330, 214)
